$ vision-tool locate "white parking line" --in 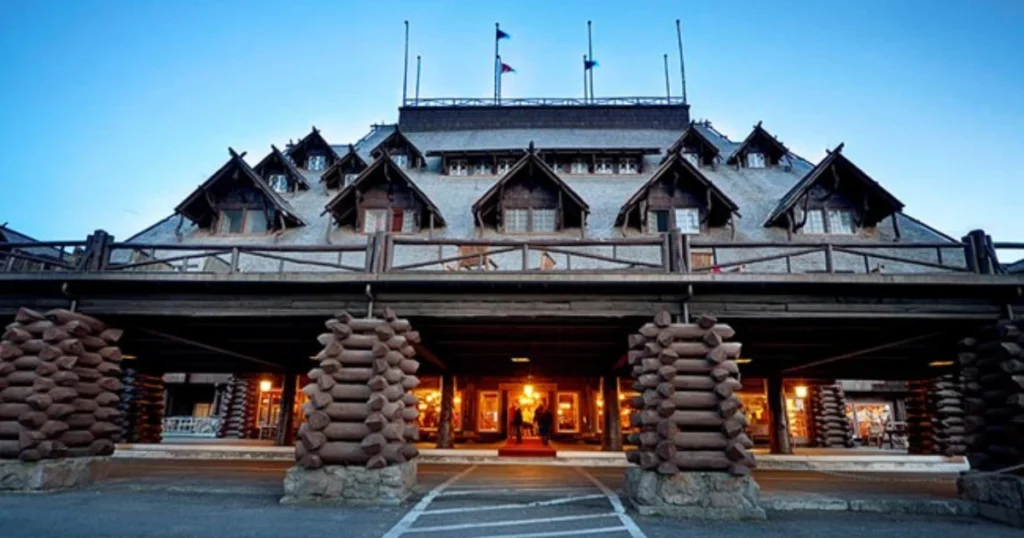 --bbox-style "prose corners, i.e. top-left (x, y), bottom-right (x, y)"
top-left (482, 528), bottom-right (628, 538)
top-left (437, 487), bottom-right (596, 497)
top-left (574, 467), bottom-right (646, 538)
top-left (407, 512), bottom-right (619, 533)
top-left (381, 465), bottom-right (478, 538)
top-left (421, 494), bottom-right (606, 515)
